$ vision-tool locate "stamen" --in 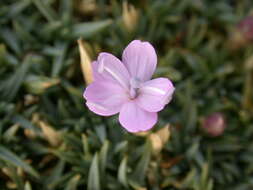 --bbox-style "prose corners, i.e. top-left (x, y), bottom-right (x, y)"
top-left (129, 87), bottom-right (137, 99)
